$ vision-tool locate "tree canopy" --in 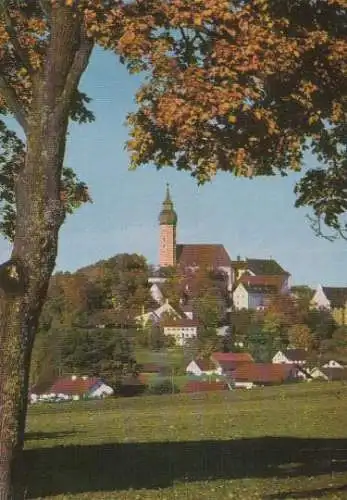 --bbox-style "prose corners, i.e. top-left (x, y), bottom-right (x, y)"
top-left (0, 0), bottom-right (346, 240)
